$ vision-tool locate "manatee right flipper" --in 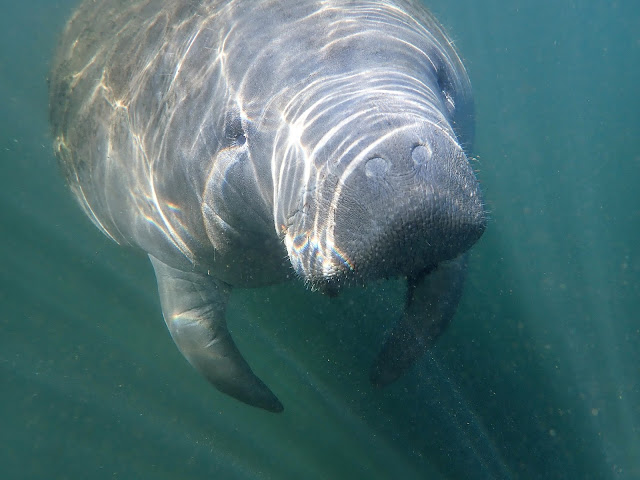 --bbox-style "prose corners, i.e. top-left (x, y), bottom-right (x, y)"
top-left (149, 255), bottom-right (283, 413)
top-left (370, 254), bottom-right (468, 386)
